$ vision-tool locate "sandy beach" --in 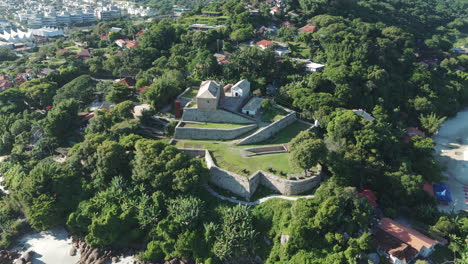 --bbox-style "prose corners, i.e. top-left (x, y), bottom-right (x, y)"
top-left (13, 227), bottom-right (140, 264)
top-left (13, 228), bottom-right (80, 264)
top-left (433, 108), bottom-right (468, 212)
